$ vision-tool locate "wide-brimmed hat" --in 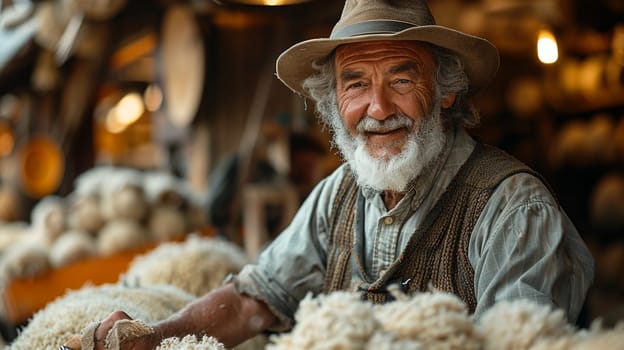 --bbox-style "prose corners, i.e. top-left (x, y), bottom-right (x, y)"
top-left (276, 0), bottom-right (500, 97)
